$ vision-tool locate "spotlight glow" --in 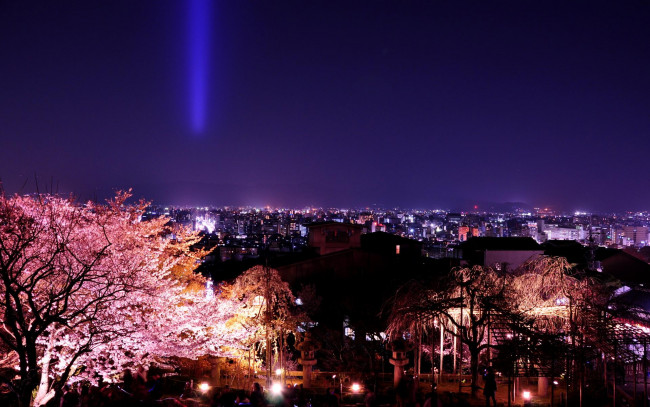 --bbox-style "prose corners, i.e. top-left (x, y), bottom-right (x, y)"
top-left (188, 0), bottom-right (210, 133)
